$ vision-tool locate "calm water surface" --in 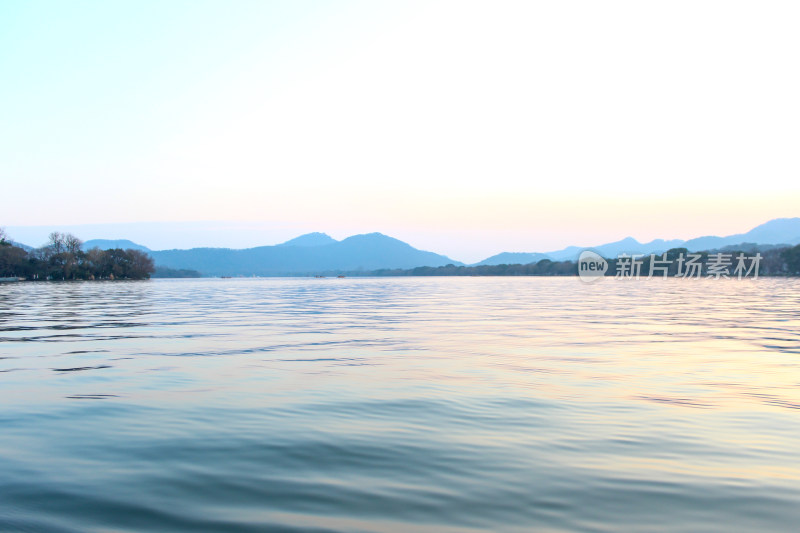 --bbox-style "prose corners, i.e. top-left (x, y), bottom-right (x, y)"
top-left (1, 277), bottom-right (799, 532)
